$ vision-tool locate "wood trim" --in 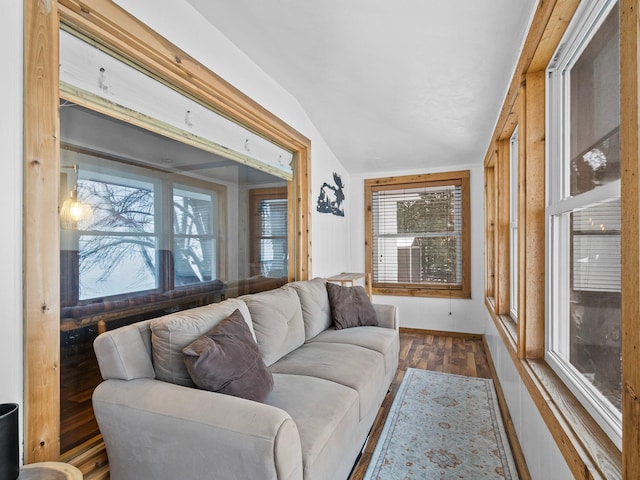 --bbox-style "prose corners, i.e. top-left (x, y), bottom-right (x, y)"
top-left (620, 0), bottom-right (640, 475)
top-left (365, 170), bottom-right (471, 299)
top-left (517, 79), bottom-right (527, 360)
top-left (496, 140), bottom-right (511, 315)
top-left (249, 187), bottom-right (288, 278)
top-left (57, 0), bottom-right (309, 153)
top-left (24, 0), bottom-right (62, 462)
top-left (484, 162), bottom-right (496, 299)
top-left (521, 70), bottom-right (545, 360)
top-left (399, 327), bottom-right (482, 340)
